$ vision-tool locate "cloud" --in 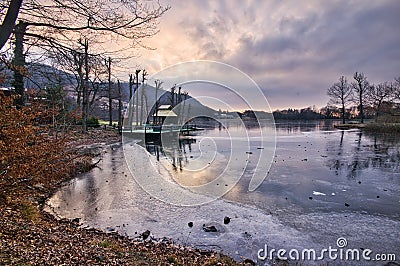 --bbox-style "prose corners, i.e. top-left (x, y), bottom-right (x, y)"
top-left (137, 0), bottom-right (400, 109)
